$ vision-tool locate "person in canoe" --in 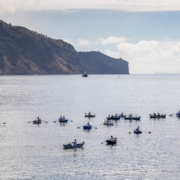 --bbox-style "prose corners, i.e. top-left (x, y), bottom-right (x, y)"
top-left (35, 117), bottom-right (41, 123)
top-left (88, 112), bottom-right (91, 115)
top-left (73, 139), bottom-right (77, 146)
top-left (111, 135), bottom-right (114, 139)
top-left (154, 113), bottom-right (156, 116)
top-left (136, 126), bottom-right (140, 132)
top-left (87, 122), bottom-right (90, 126)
